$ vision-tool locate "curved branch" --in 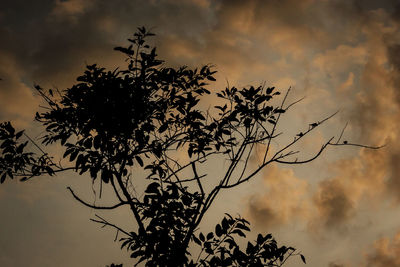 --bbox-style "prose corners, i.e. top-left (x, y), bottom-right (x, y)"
top-left (274, 137), bottom-right (334, 165)
top-left (329, 142), bottom-right (384, 150)
top-left (270, 110), bottom-right (339, 162)
top-left (67, 186), bottom-right (130, 210)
